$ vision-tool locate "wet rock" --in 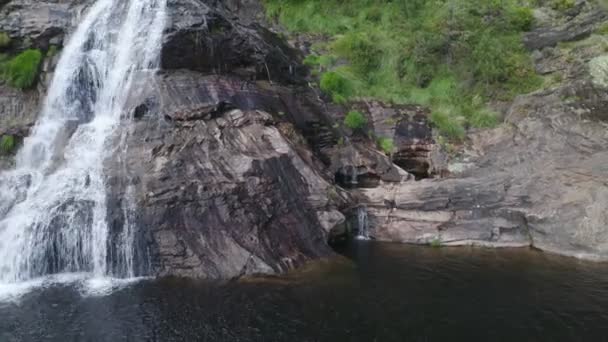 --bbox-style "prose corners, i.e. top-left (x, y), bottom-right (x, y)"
top-left (162, 0), bottom-right (305, 85)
